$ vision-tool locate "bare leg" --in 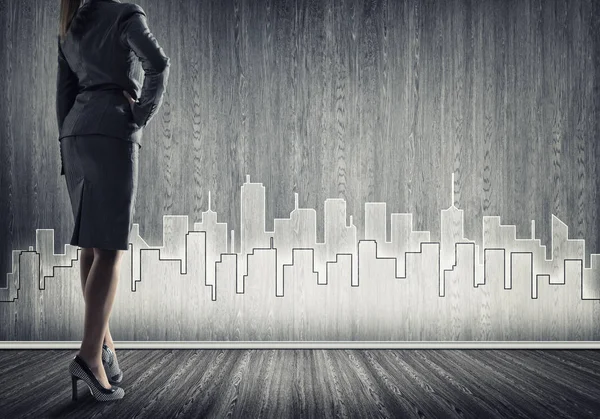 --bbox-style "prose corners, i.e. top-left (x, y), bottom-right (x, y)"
top-left (79, 248), bottom-right (94, 291)
top-left (79, 248), bottom-right (118, 354)
top-left (103, 328), bottom-right (116, 353)
top-left (77, 248), bottom-right (124, 389)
